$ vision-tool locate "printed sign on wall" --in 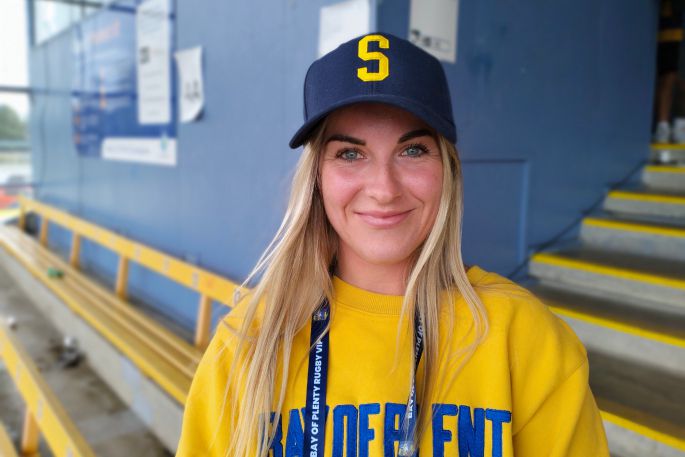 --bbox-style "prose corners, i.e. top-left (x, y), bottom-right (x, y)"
top-left (409, 0), bottom-right (459, 64)
top-left (72, 0), bottom-right (177, 166)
